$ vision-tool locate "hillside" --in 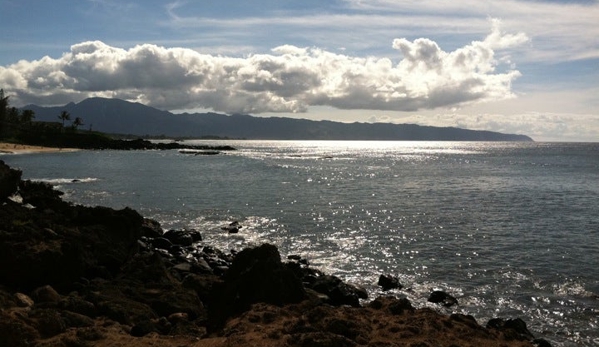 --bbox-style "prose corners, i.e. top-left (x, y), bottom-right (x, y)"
top-left (24, 98), bottom-right (533, 141)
